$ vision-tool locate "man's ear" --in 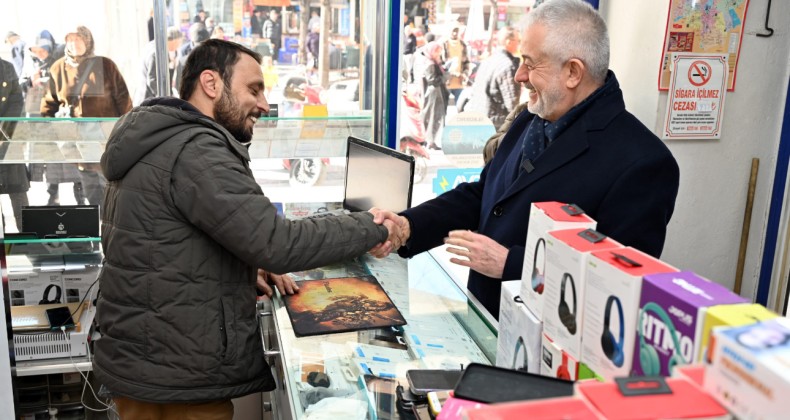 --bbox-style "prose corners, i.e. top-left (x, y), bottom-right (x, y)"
top-left (199, 70), bottom-right (222, 100)
top-left (565, 58), bottom-right (585, 89)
